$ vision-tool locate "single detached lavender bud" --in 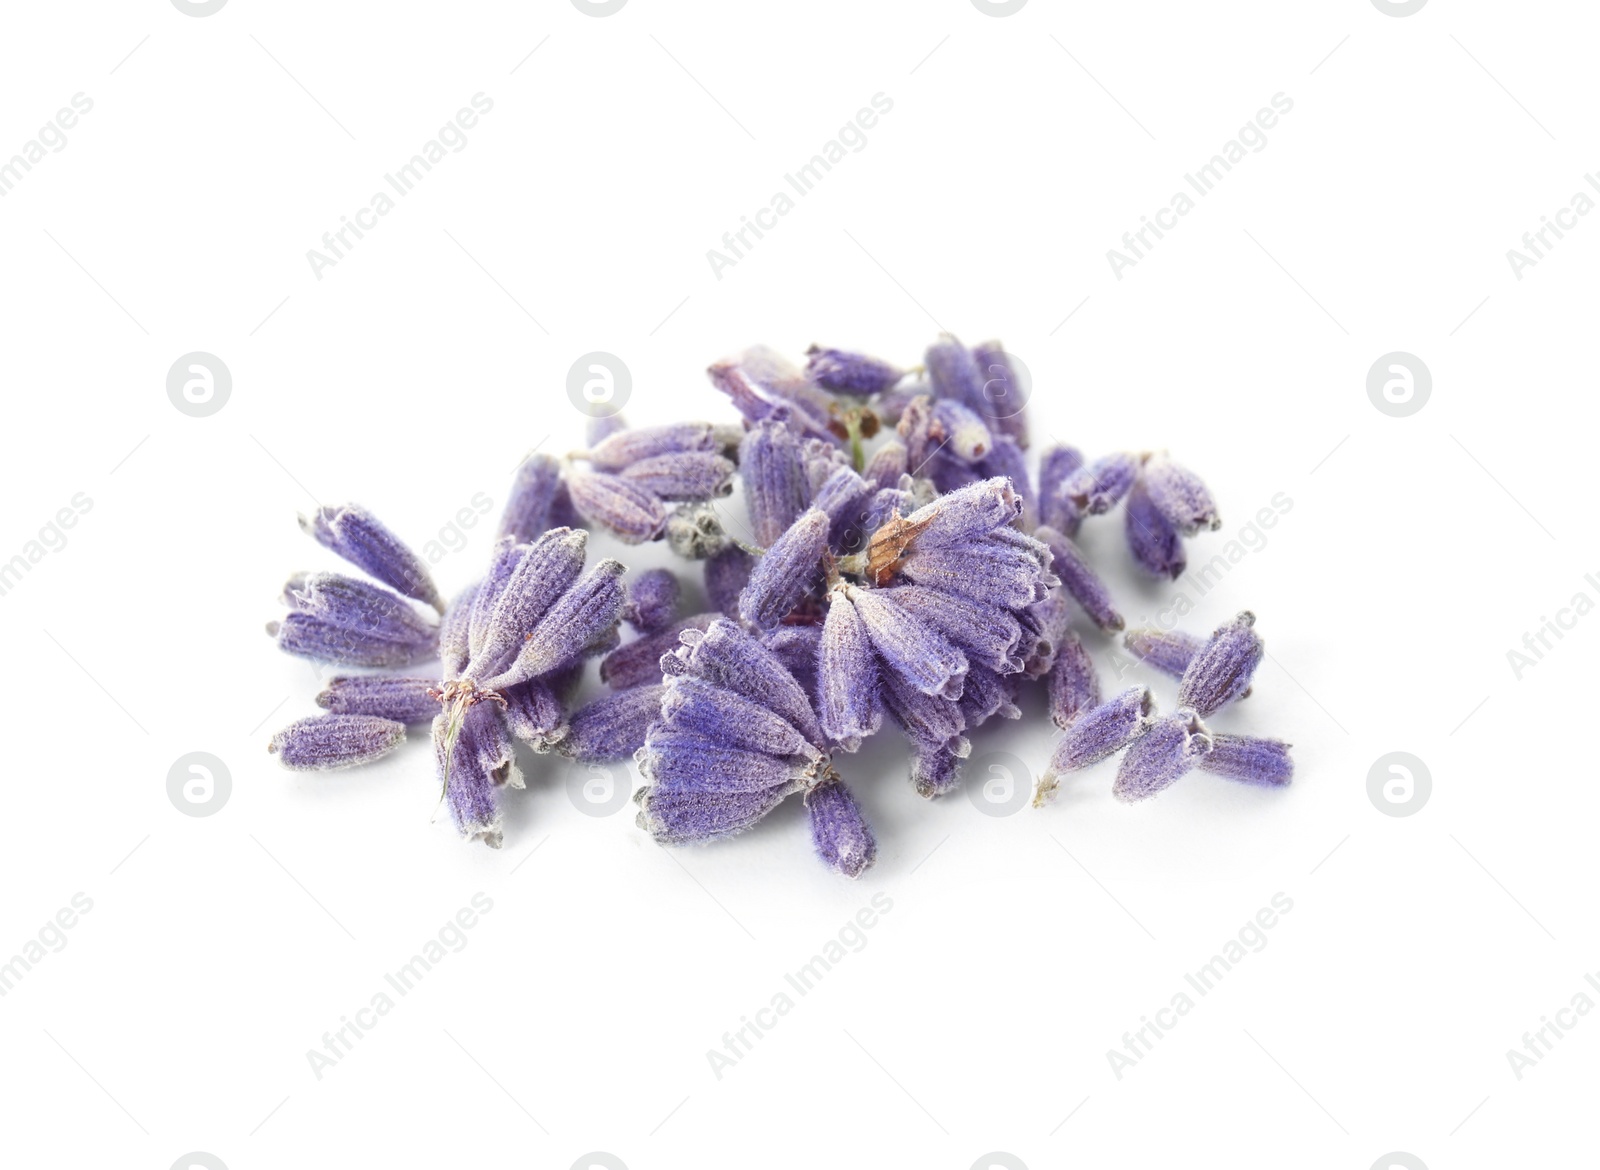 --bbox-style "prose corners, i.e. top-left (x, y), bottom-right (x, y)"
top-left (805, 777), bottom-right (877, 878)
top-left (1176, 611), bottom-right (1262, 718)
top-left (1124, 478), bottom-right (1186, 580)
top-left (1196, 735), bottom-right (1293, 788)
top-left (317, 676), bottom-right (440, 723)
top-left (468, 530), bottom-right (588, 679)
top-left (844, 584), bottom-right (968, 700)
top-left (623, 568), bottom-right (681, 633)
top-left (299, 504), bottom-right (444, 612)
top-left (565, 470), bottom-right (668, 544)
top-left (1047, 629), bottom-right (1101, 730)
top-left (1142, 455), bottom-right (1221, 535)
top-left (879, 666), bottom-right (969, 758)
top-left (923, 334), bottom-right (988, 417)
top-left (498, 453), bottom-right (563, 544)
top-left (863, 441), bottom-right (909, 490)
top-left (1035, 526), bottom-right (1124, 631)
top-left (665, 503), bottom-right (728, 560)
top-left (269, 714), bottom-right (406, 771)
top-left (479, 558), bottom-right (626, 689)
top-left (703, 545), bottom-right (753, 617)
top-left (619, 452), bottom-right (735, 501)
top-left (820, 587), bottom-right (883, 751)
top-left (1063, 453), bottom-right (1138, 515)
top-left (910, 743), bottom-right (963, 797)
top-left (579, 422), bottom-right (717, 471)
top-left (269, 612), bottom-right (436, 669)
top-left (1037, 444), bottom-right (1085, 536)
top-left (1123, 627), bottom-right (1205, 679)
top-left (500, 677), bottom-right (568, 748)
top-left (1112, 712), bottom-right (1212, 803)
top-left (805, 345), bottom-right (904, 396)
top-left (971, 340), bottom-right (1029, 449)
top-left (600, 614), bottom-right (718, 689)
top-left (739, 418), bottom-right (812, 547)
top-left (977, 435), bottom-right (1033, 530)
top-left (738, 508), bottom-right (830, 629)
top-left (931, 399), bottom-right (994, 463)
top-left (1034, 686), bottom-right (1153, 806)
top-left (282, 572), bottom-right (440, 646)
top-left (561, 684), bottom-right (667, 762)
